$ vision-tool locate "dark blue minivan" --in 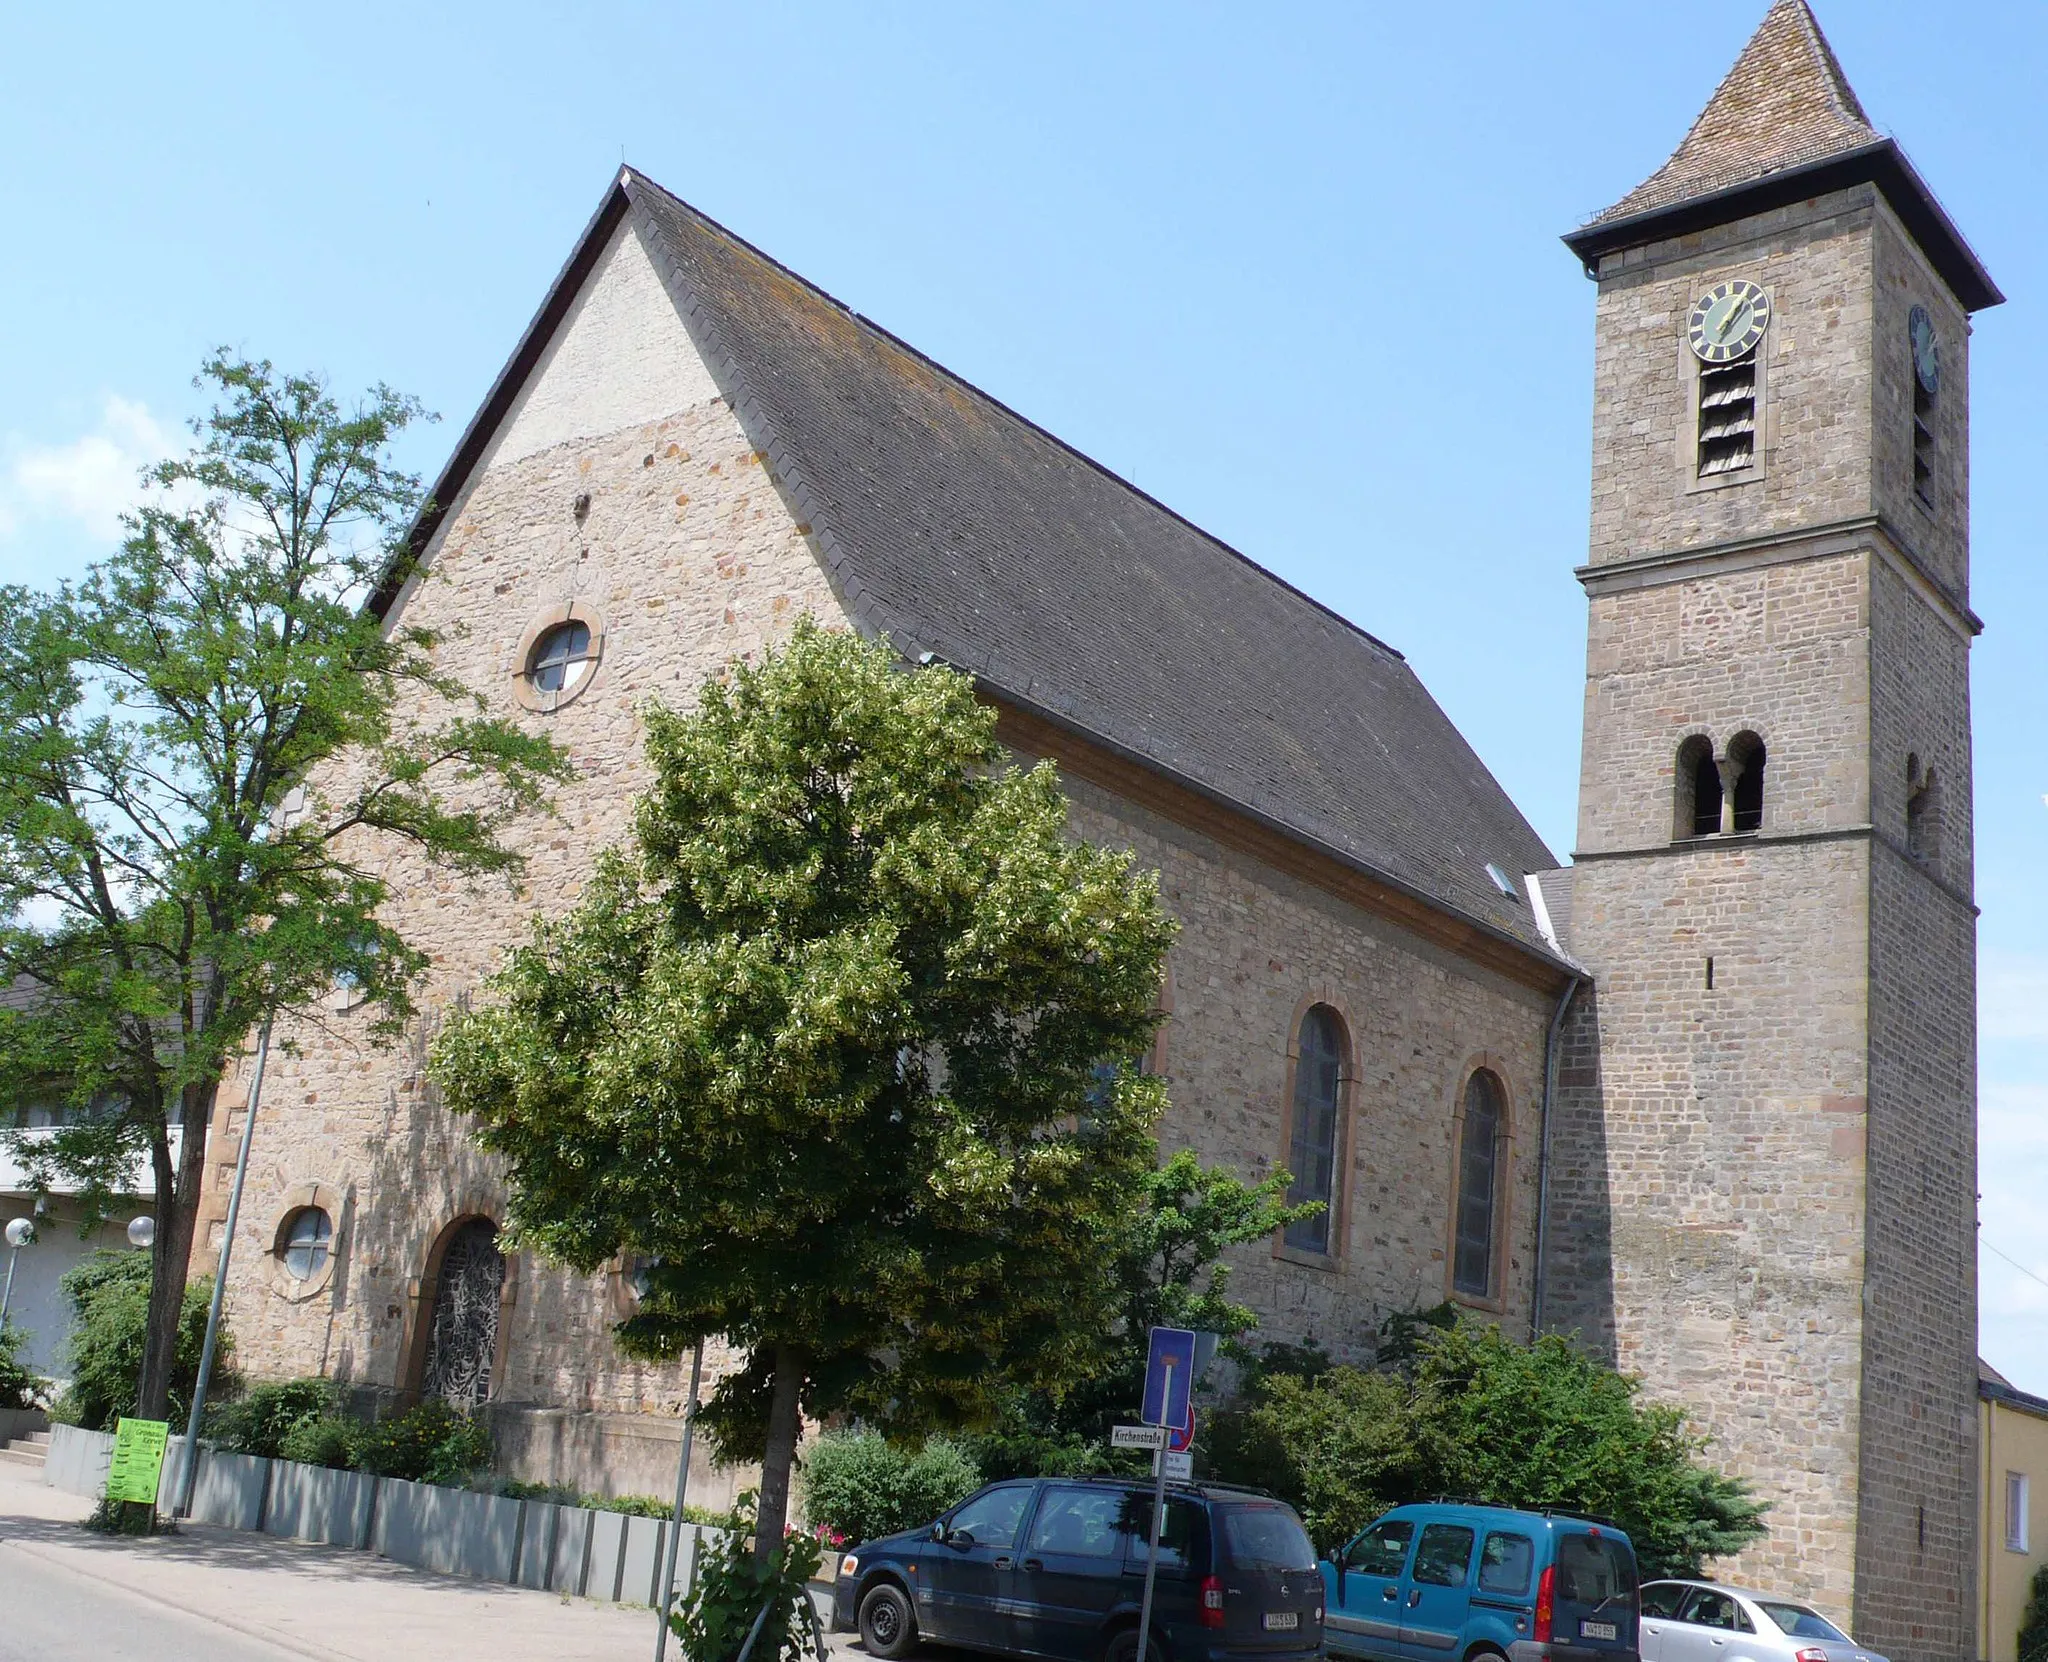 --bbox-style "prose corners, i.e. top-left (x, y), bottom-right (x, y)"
top-left (832, 1476), bottom-right (1326, 1662)
top-left (1320, 1502), bottom-right (1639, 1660)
